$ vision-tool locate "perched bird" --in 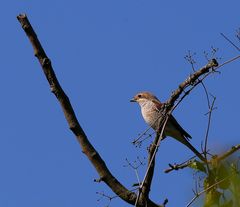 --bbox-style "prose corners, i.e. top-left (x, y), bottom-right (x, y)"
top-left (130, 91), bottom-right (205, 162)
